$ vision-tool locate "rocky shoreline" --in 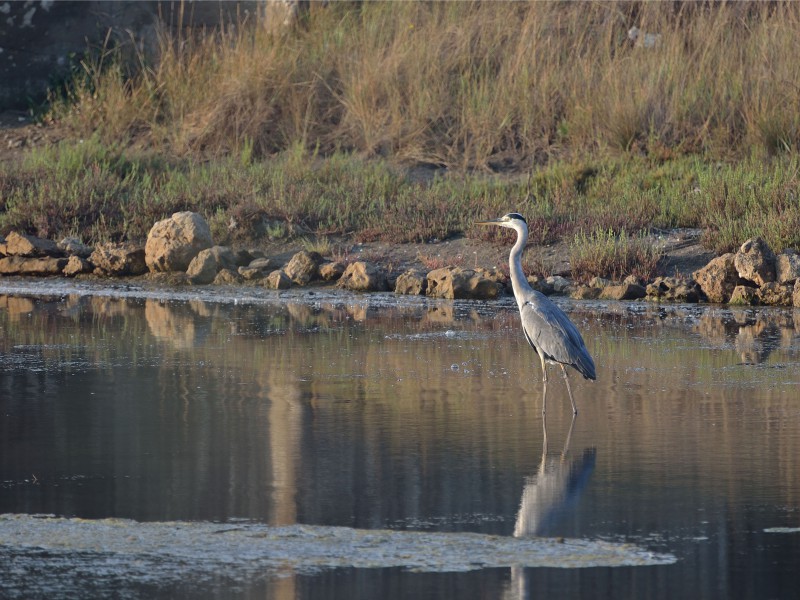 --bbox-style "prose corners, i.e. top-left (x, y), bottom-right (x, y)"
top-left (1, 211), bottom-right (799, 308)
